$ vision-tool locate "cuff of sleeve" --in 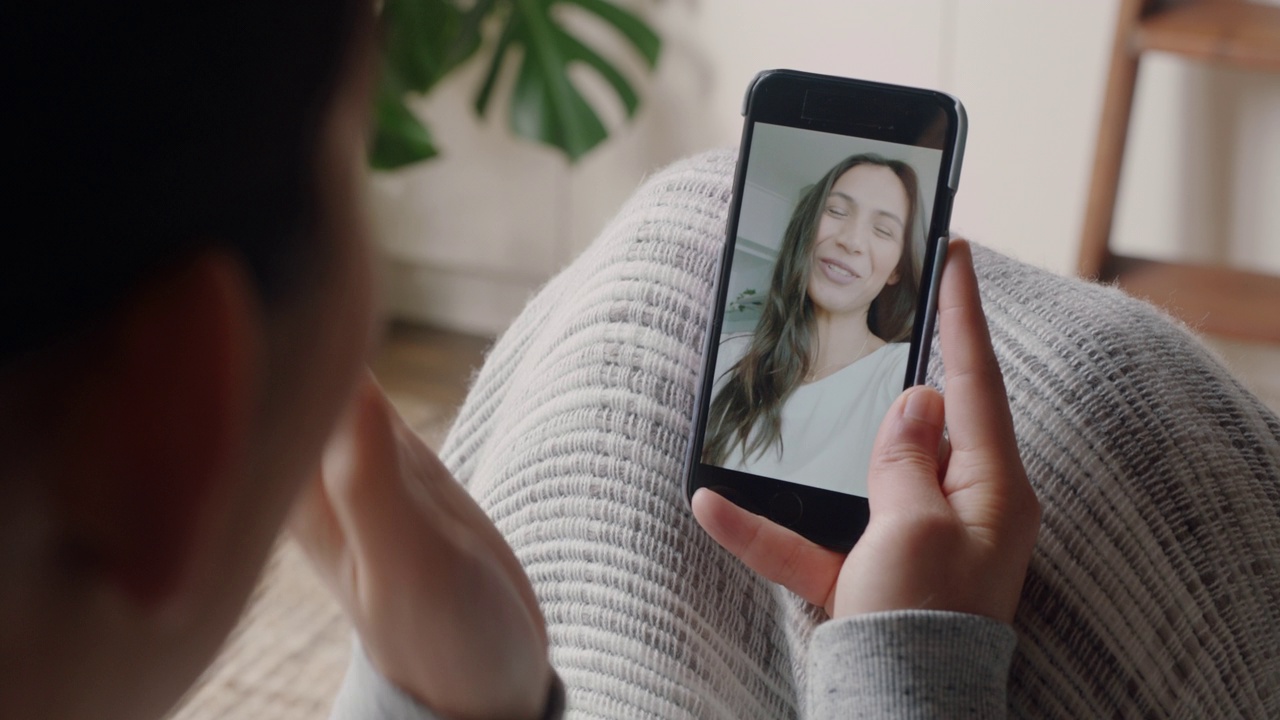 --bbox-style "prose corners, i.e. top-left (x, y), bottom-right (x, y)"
top-left (806, 610), bottom-right (1017, 719)
top-left (330, 639), bottom-right (440, 720)
top-left (329, 638), bottom-right (566, 720)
